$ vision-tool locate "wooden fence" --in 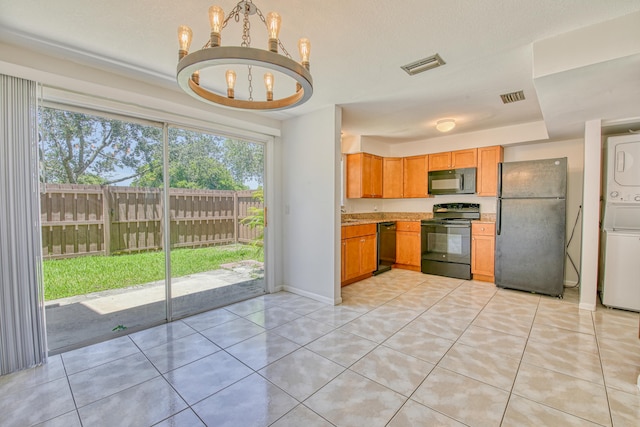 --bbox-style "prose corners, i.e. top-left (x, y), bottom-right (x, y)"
top-left (40, 184), bottom-right (263, 259)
